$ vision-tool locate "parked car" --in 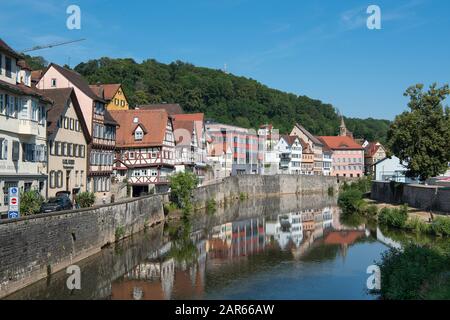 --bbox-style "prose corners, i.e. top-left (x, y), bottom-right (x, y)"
top-left (55, 191), bottom-right (71, 199)
top-left (41, 197), bottom-right (73, 213)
